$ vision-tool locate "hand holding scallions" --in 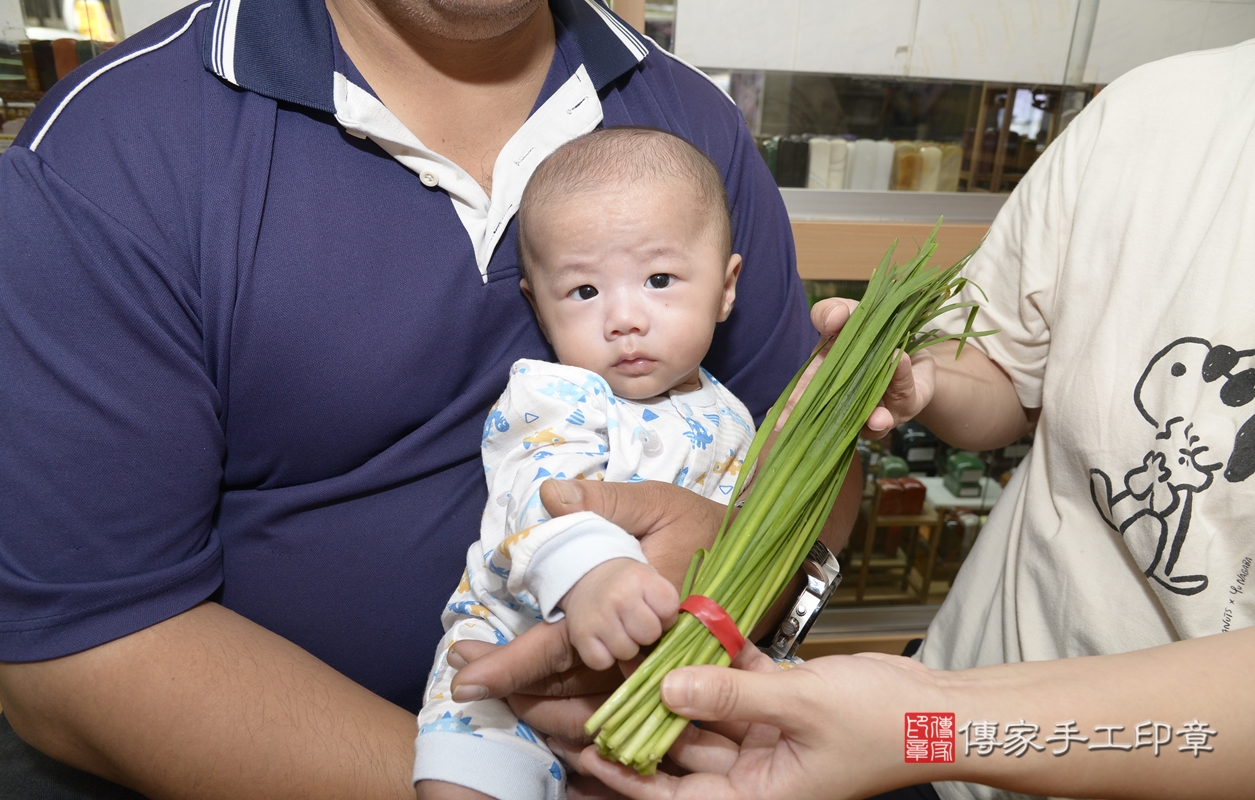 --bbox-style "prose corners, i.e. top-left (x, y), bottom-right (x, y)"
top-left (561, 645), bottom-right (938, 800)
top-left (582, 226), bottom-right (987, 774)
top-left (806, 298), bottom-right (939, 442)
top-left (450, 225), bottom-right (985, 778)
